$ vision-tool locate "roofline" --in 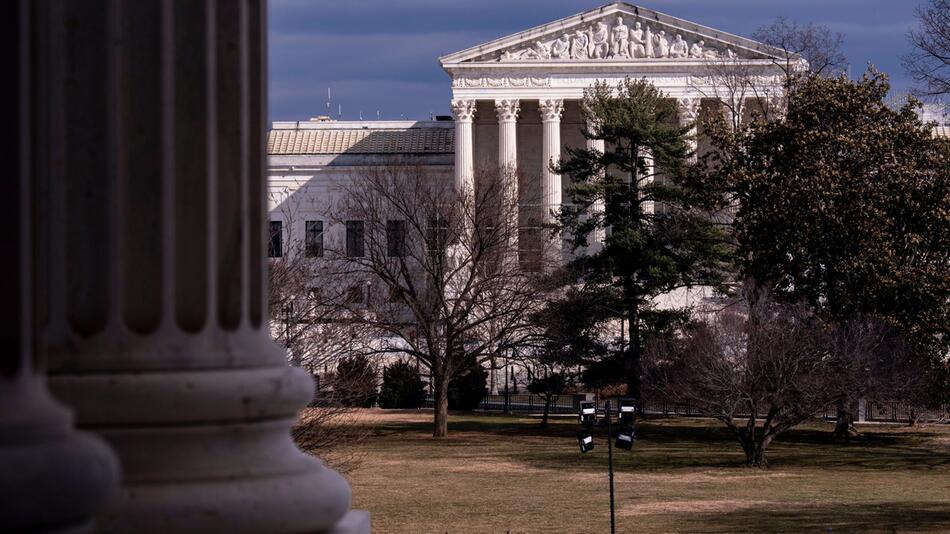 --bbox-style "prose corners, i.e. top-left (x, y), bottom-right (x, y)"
top-left (438, 2), bottom-right (794, 66)
top-left (270, 120), bottom-right (454, 130)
